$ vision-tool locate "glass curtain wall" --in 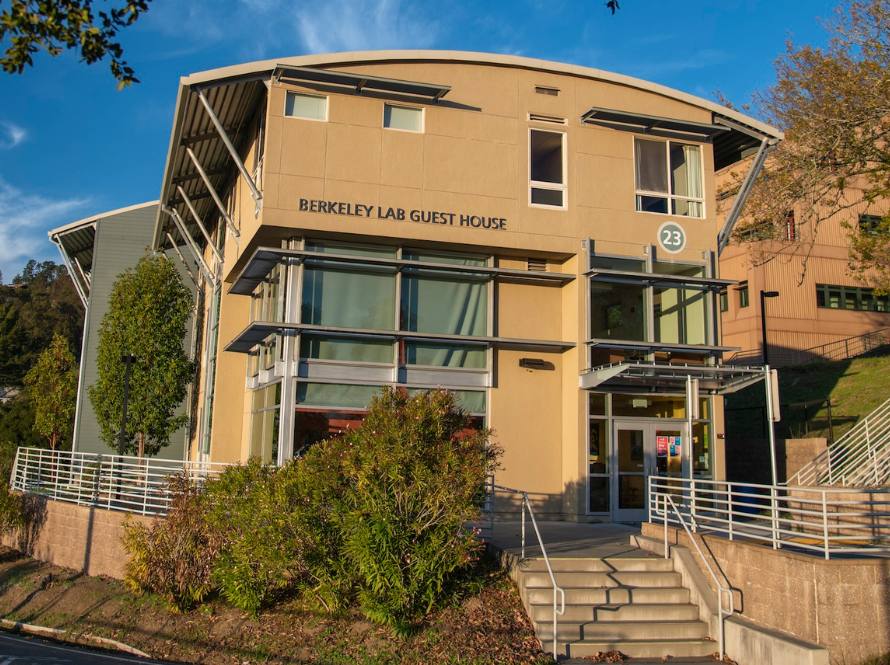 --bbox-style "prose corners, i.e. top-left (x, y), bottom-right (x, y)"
top-left (277, 241), bottom-right (491, 457)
